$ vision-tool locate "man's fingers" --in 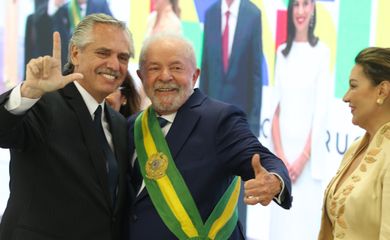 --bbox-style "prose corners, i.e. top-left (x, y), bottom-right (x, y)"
top-left (52, 32), bottom-right (62, 62)
top-left (251, 154), bottom-right (267, 178)
top-left (62, 73), bottom-right (83, 86)
top-left (42, 56), bottom-right (52, 79)
top-left (28, 57), bottom-right (41, 76)
top-left (243, 195), bottom-right (258, 205)
top-left (243, 195), bottom-right (272, 206)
